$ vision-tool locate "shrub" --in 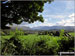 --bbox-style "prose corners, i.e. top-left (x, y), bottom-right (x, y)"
top-left (58, 36), bottom-right (74, 52)
top-left (60, 29), bottom-right (64, 37)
